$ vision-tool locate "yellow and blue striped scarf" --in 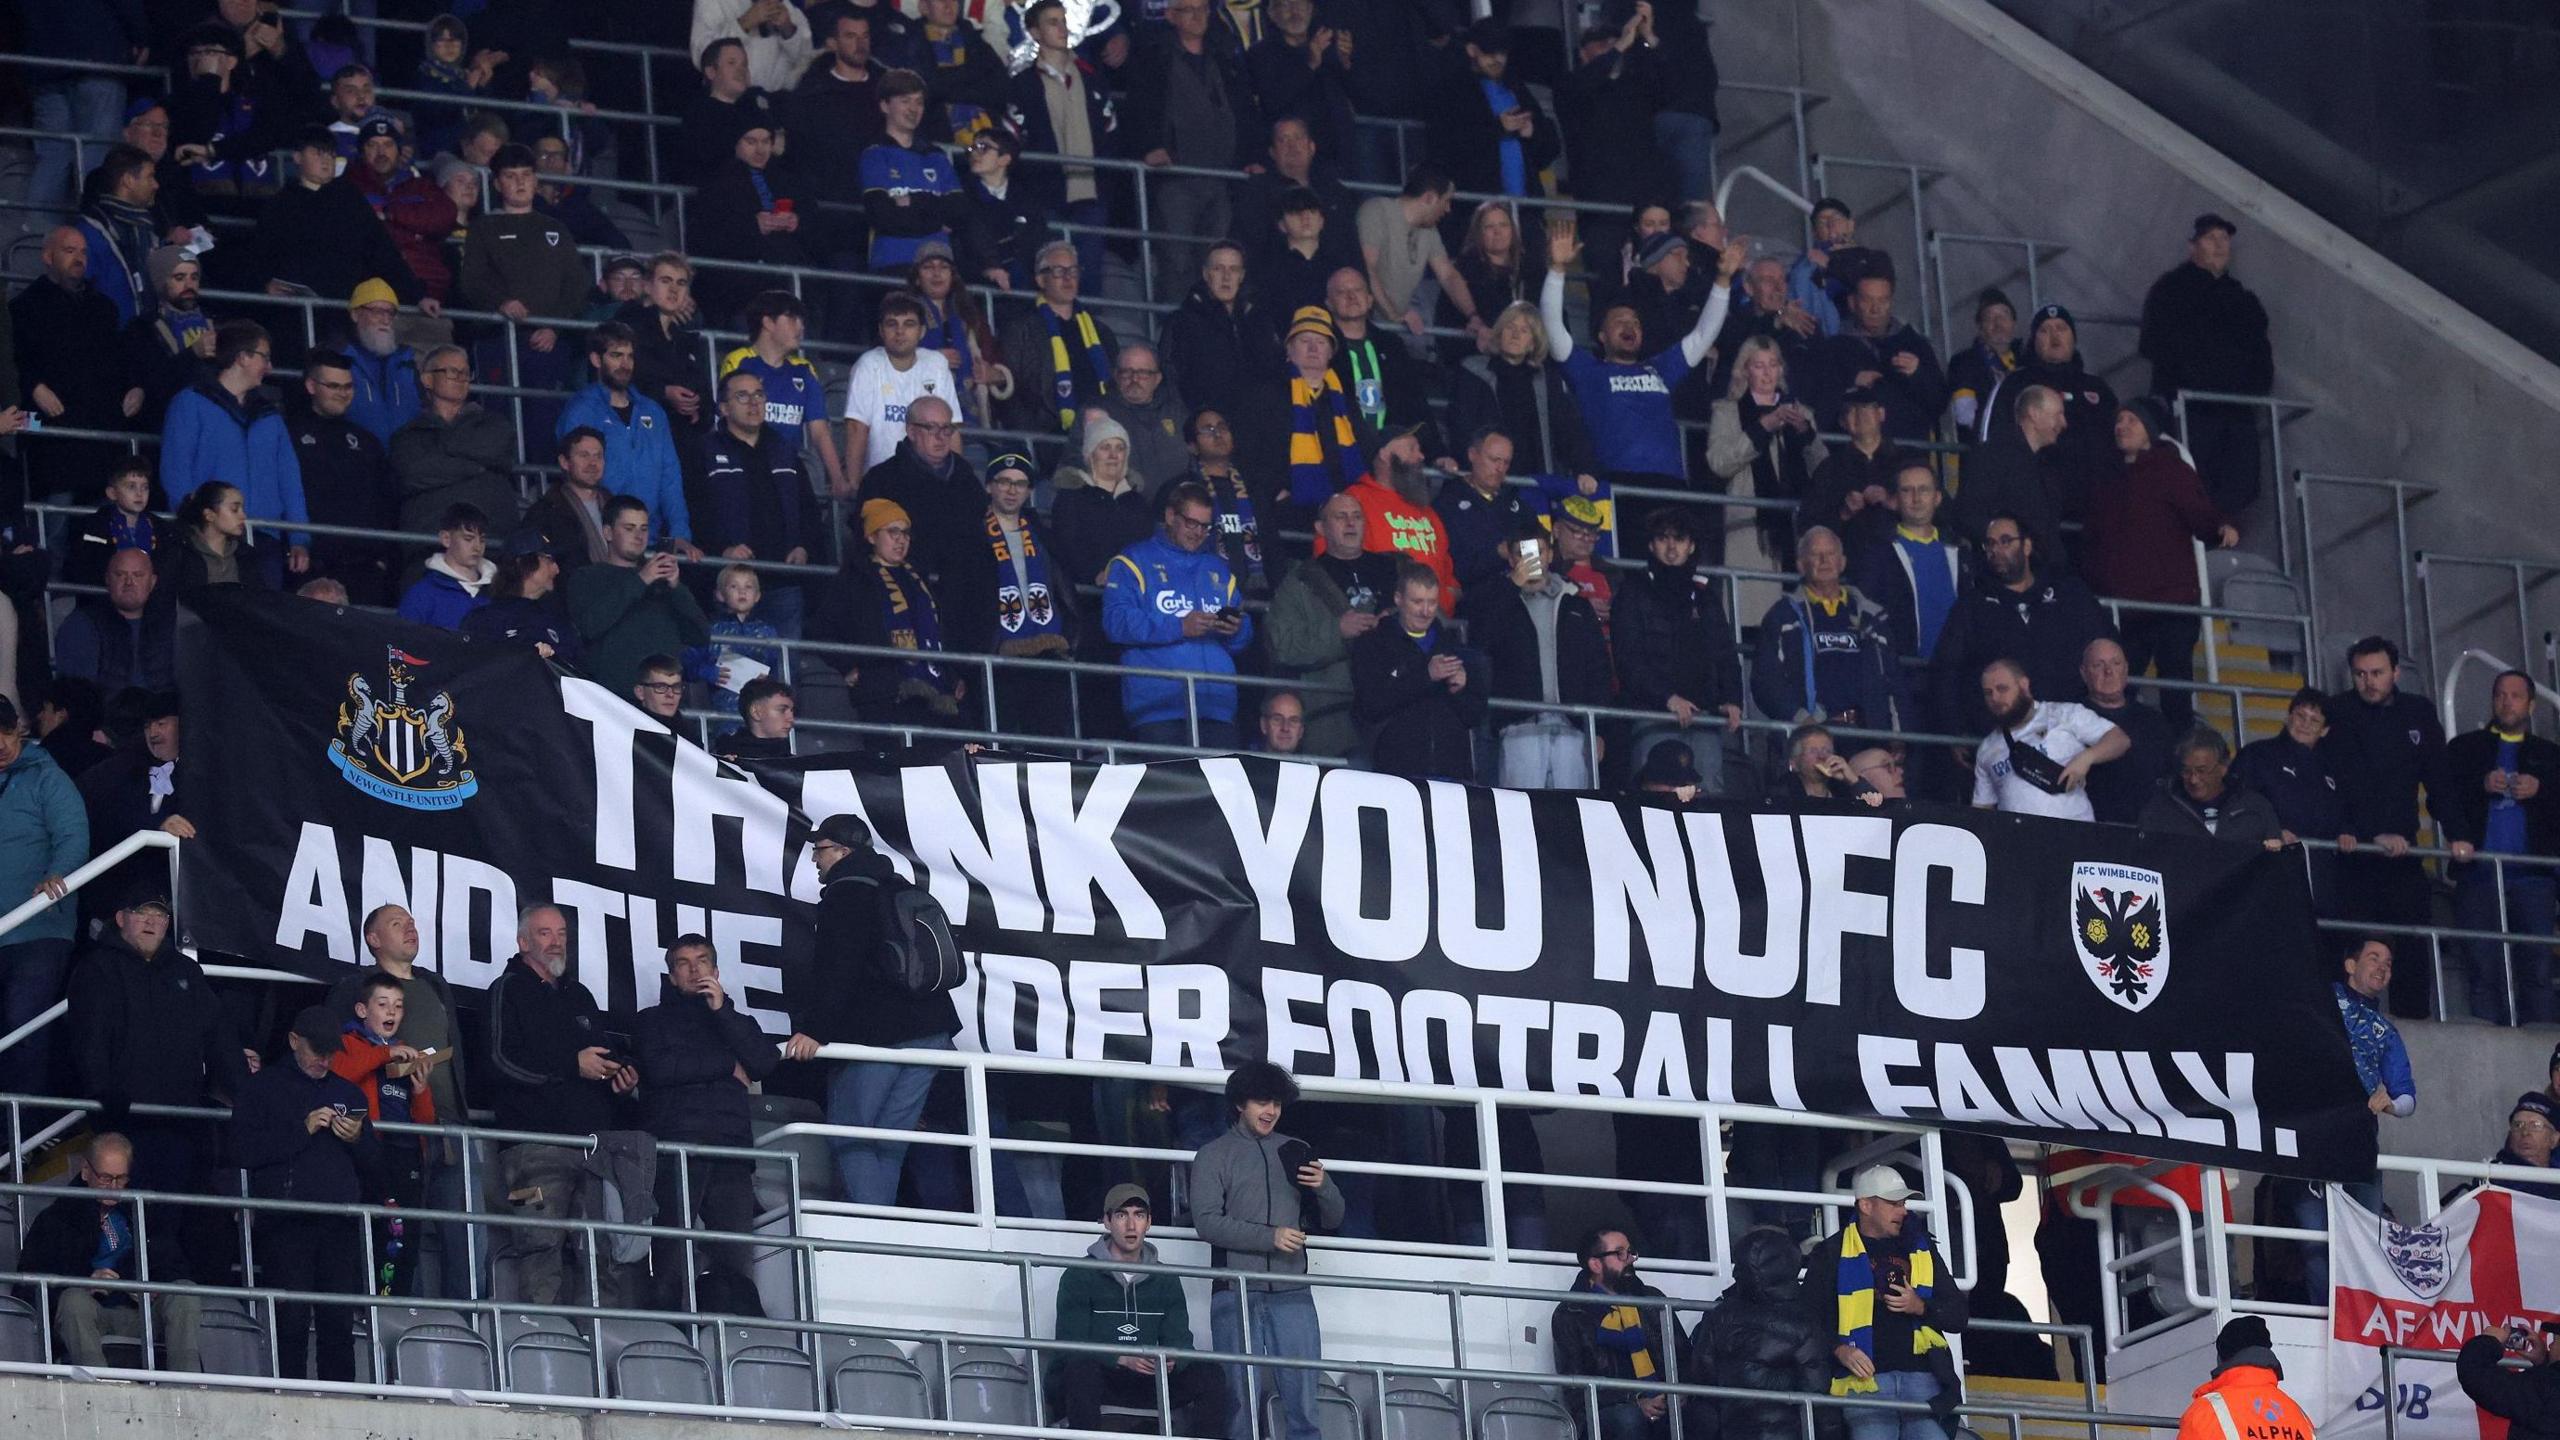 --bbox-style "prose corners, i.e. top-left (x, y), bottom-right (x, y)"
top-left (1830, 1224), bottom-right (1945, 1397)
top-left (1044, 307), bottom-right (1110, 430)
top-left (1288, 371), bottom-right (1363, 506)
